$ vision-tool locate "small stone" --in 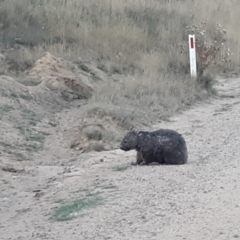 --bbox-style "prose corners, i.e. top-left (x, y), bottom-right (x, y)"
top-left (63, 168), bottom-right (71, 174)
top-left (99, 159), bottom-right (104, 162)
top-left (2, 167), bottom-right (17, 173)
top-left (34, 192), bottom-right (45, 198)
top-left (233, 234), bottom-right (239, 238)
